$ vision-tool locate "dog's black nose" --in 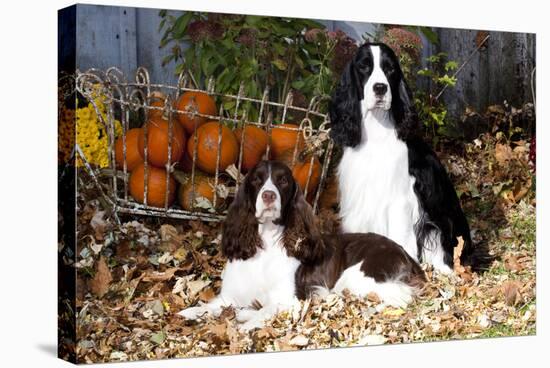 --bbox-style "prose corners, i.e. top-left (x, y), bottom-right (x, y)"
top-left (373, 83), bottom-right (388, 96)
top-left (262, 190), bottom-right (276, 204)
